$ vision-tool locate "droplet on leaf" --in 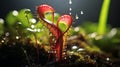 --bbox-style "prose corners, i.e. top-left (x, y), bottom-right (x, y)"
top-left (24, 9), bottom-right (31, 14)
top-left (74, 27), bottom-right (79, 32)
top-left (0, 18), bottom-right (4, 24)
top-left (29, 18), bottom-right (36, 23)
top-left (16, 36), bottom-right (20, 39)
top-left (37, 29), bottom-right (41, 32)
top-left (106, 57), bottom-right (110, 61)
top-left (77, 48), bottom-right (84, 51)
top-left (5, 32), bottom-right (10, 36)
top-left (72, 45), bottom-right (78, 50)
top-left (31, 25), bottom-right (35, 28)
top-left (1, 40), bottom-right (4, 43)
top-left (75, 14), bottom-right (79, 20)
top-left (17, 22), bottom-right (22, 24)
top-left (12, 10), bottom-right (19, 16)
